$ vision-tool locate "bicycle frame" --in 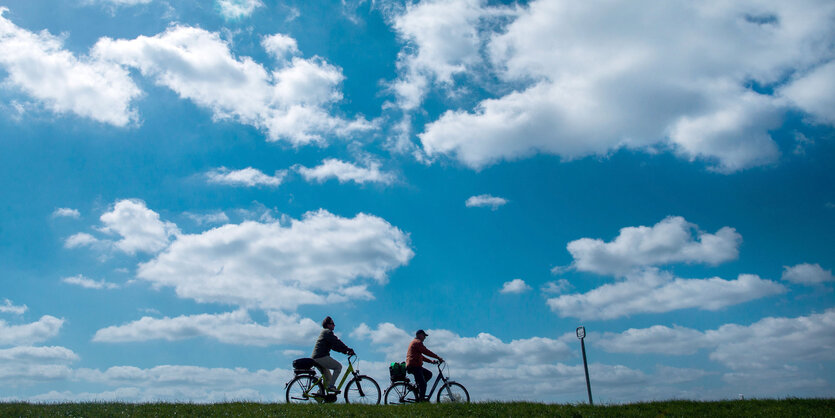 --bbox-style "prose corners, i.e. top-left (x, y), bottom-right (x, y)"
top-left (424, 362), bottom-right (449, 400)
top-left (400, 361), bottom-right (450, 401)
top-left (301, 355), bottom-right (364, 398)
